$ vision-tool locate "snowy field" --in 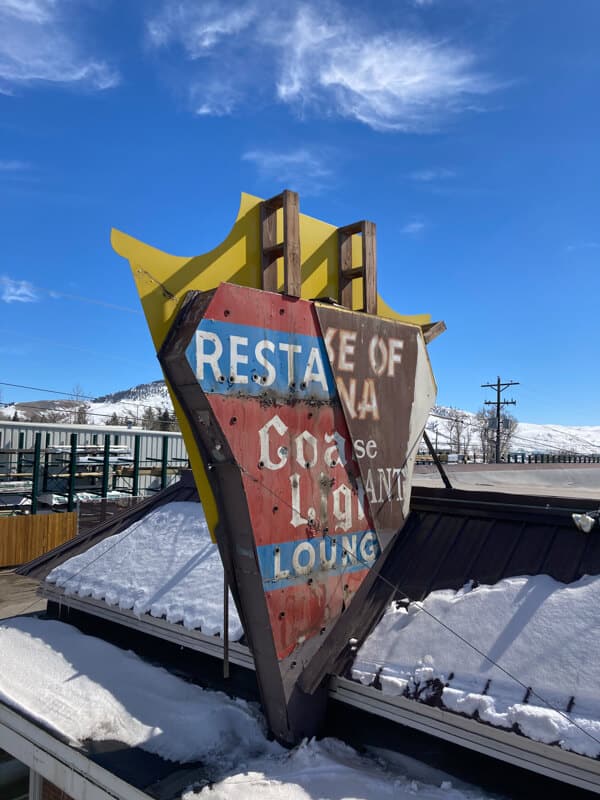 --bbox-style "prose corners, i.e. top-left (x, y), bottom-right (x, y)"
top-left (46, 501), bottom-right (243, 639)
top-left (2, 377), bottom-right (600, 455)
top-left (354, 574), bottom-right (600, 758)
top-left (429, 409), bottom-right (600, 456)
top-left (0, 617), bottom-right (492, 800)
